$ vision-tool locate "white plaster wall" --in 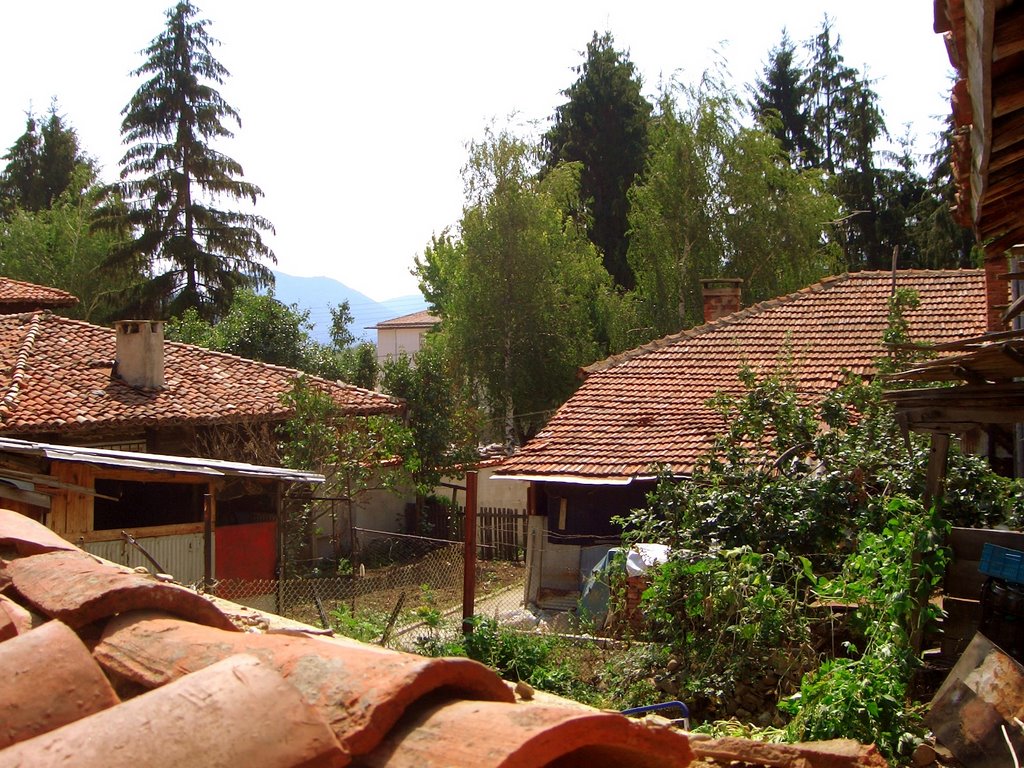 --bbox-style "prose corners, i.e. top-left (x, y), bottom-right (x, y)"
top-left (375, 328), bottom-right (426, 363)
